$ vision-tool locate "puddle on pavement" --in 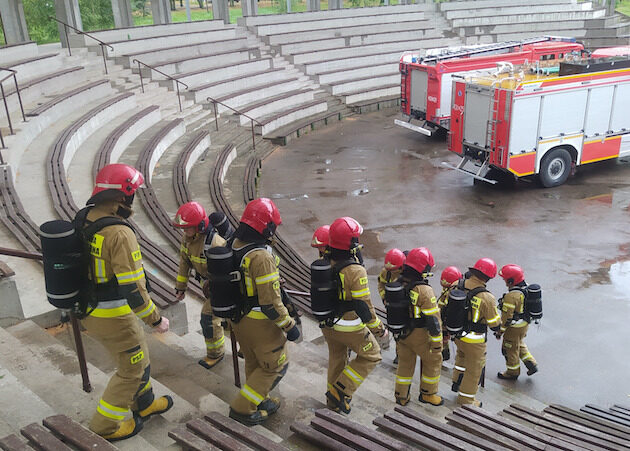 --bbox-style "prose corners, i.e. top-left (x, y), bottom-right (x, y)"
top-left (361, 229), bottom-right (387, 260)
top-left (609, 261), bottom-right (630, 295)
